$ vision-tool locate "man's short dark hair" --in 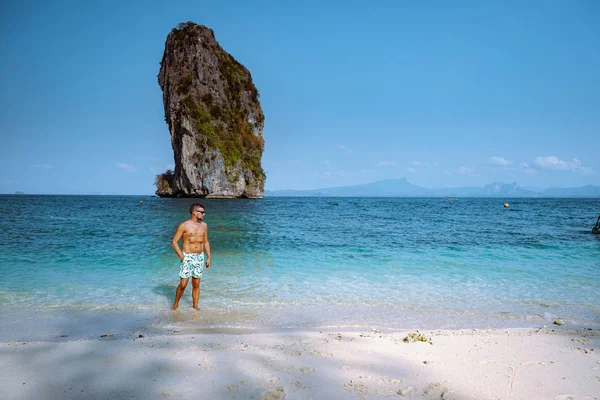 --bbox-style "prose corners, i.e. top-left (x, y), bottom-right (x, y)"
top-left (190, 203), bottom-right (205, 214)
